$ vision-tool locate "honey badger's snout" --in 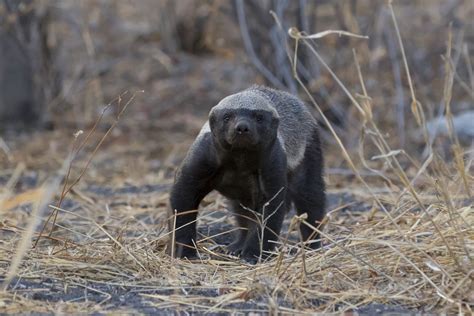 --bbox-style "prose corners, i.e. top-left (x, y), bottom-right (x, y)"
top-left (235, 120), bottom-right (250, 134)
top-left (229, 117), bottom-right (257, 147)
